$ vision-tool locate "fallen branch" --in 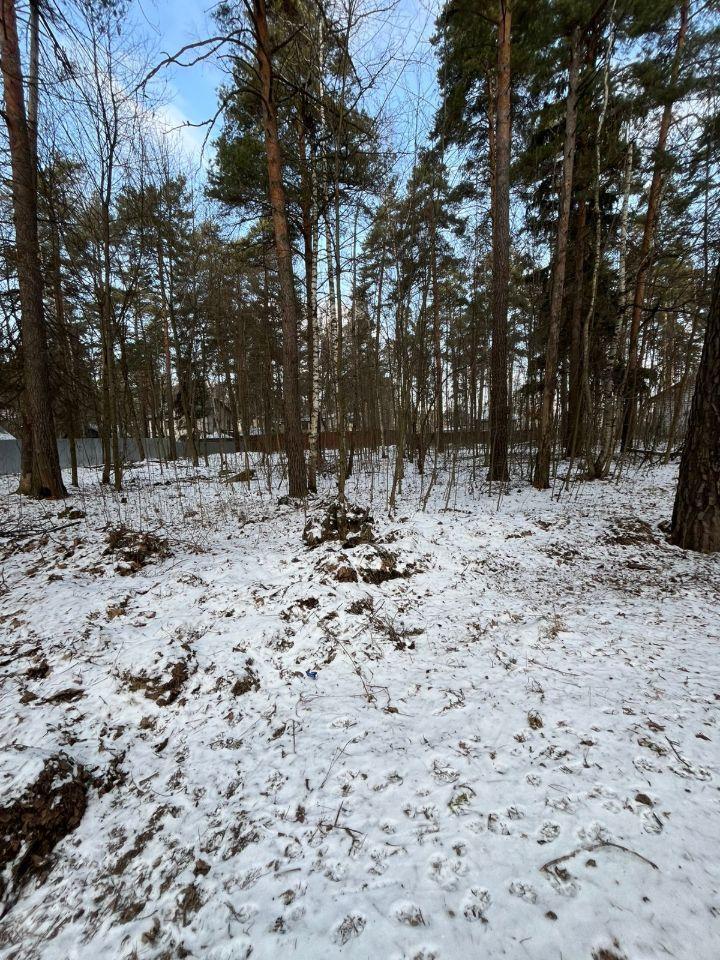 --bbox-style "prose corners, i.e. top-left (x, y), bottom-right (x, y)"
top-left (665, 735), bottom-right (693, 772)
top-left (0, 520), bottom-right (82, 540)
top-left (540, 840), bottom-right (659, 875)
